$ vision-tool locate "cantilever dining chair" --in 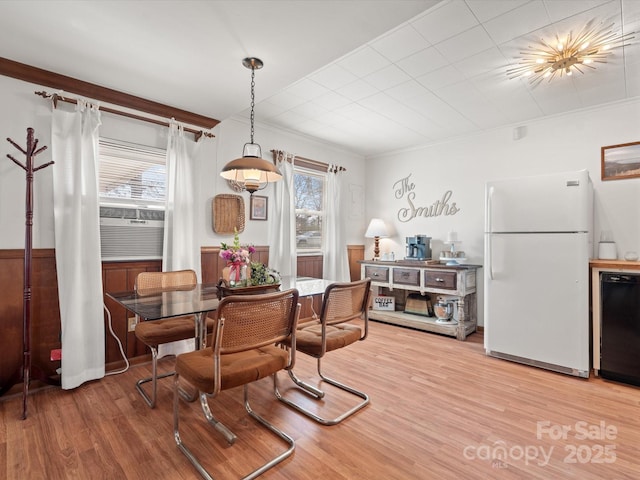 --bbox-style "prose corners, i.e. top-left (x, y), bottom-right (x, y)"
top-left (173, 288), bottom-right (300, 480)
top-left (275, 278), bottom-right (372, 425)
top-left (134, 269), bottom-right (214, 408)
